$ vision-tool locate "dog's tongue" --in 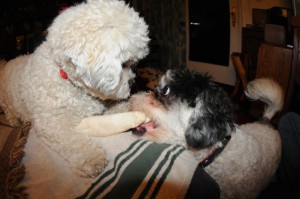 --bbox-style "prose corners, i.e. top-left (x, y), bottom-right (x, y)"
top-left (136, 121), bottom-right (156, 132)
top-left (133, 121), bottom-right (156, 136)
